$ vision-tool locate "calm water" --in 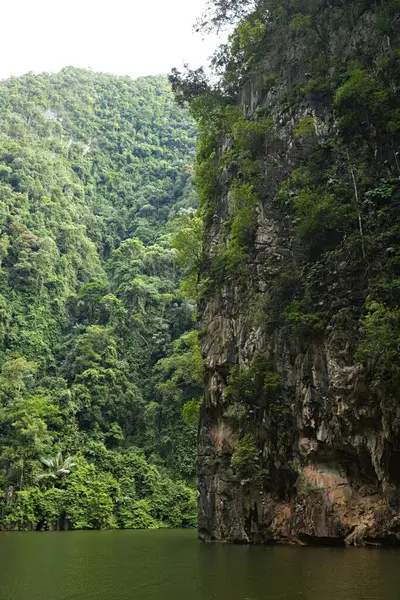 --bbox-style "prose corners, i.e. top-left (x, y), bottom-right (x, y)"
top-left (0, 529), bottom-right (399, 600)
